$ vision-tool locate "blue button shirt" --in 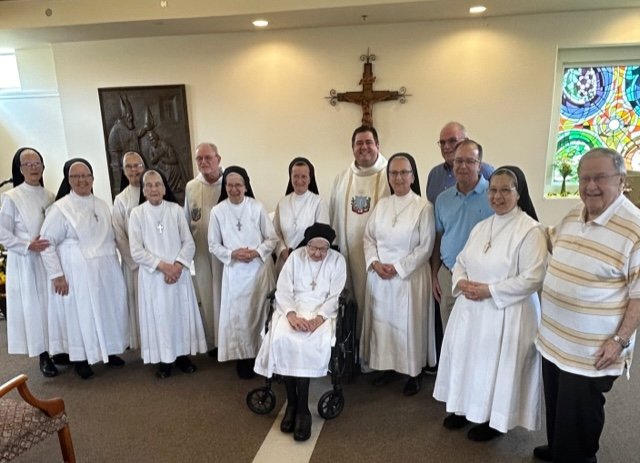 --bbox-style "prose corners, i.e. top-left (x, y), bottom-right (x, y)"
top-left (426, 162), bottom-right (495, 204)
top-left (435, 176), bottom-right (494, 270)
